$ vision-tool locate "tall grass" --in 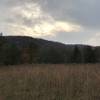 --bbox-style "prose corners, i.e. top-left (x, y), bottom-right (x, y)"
top-left (0, 64), bottom-right (100, 100)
